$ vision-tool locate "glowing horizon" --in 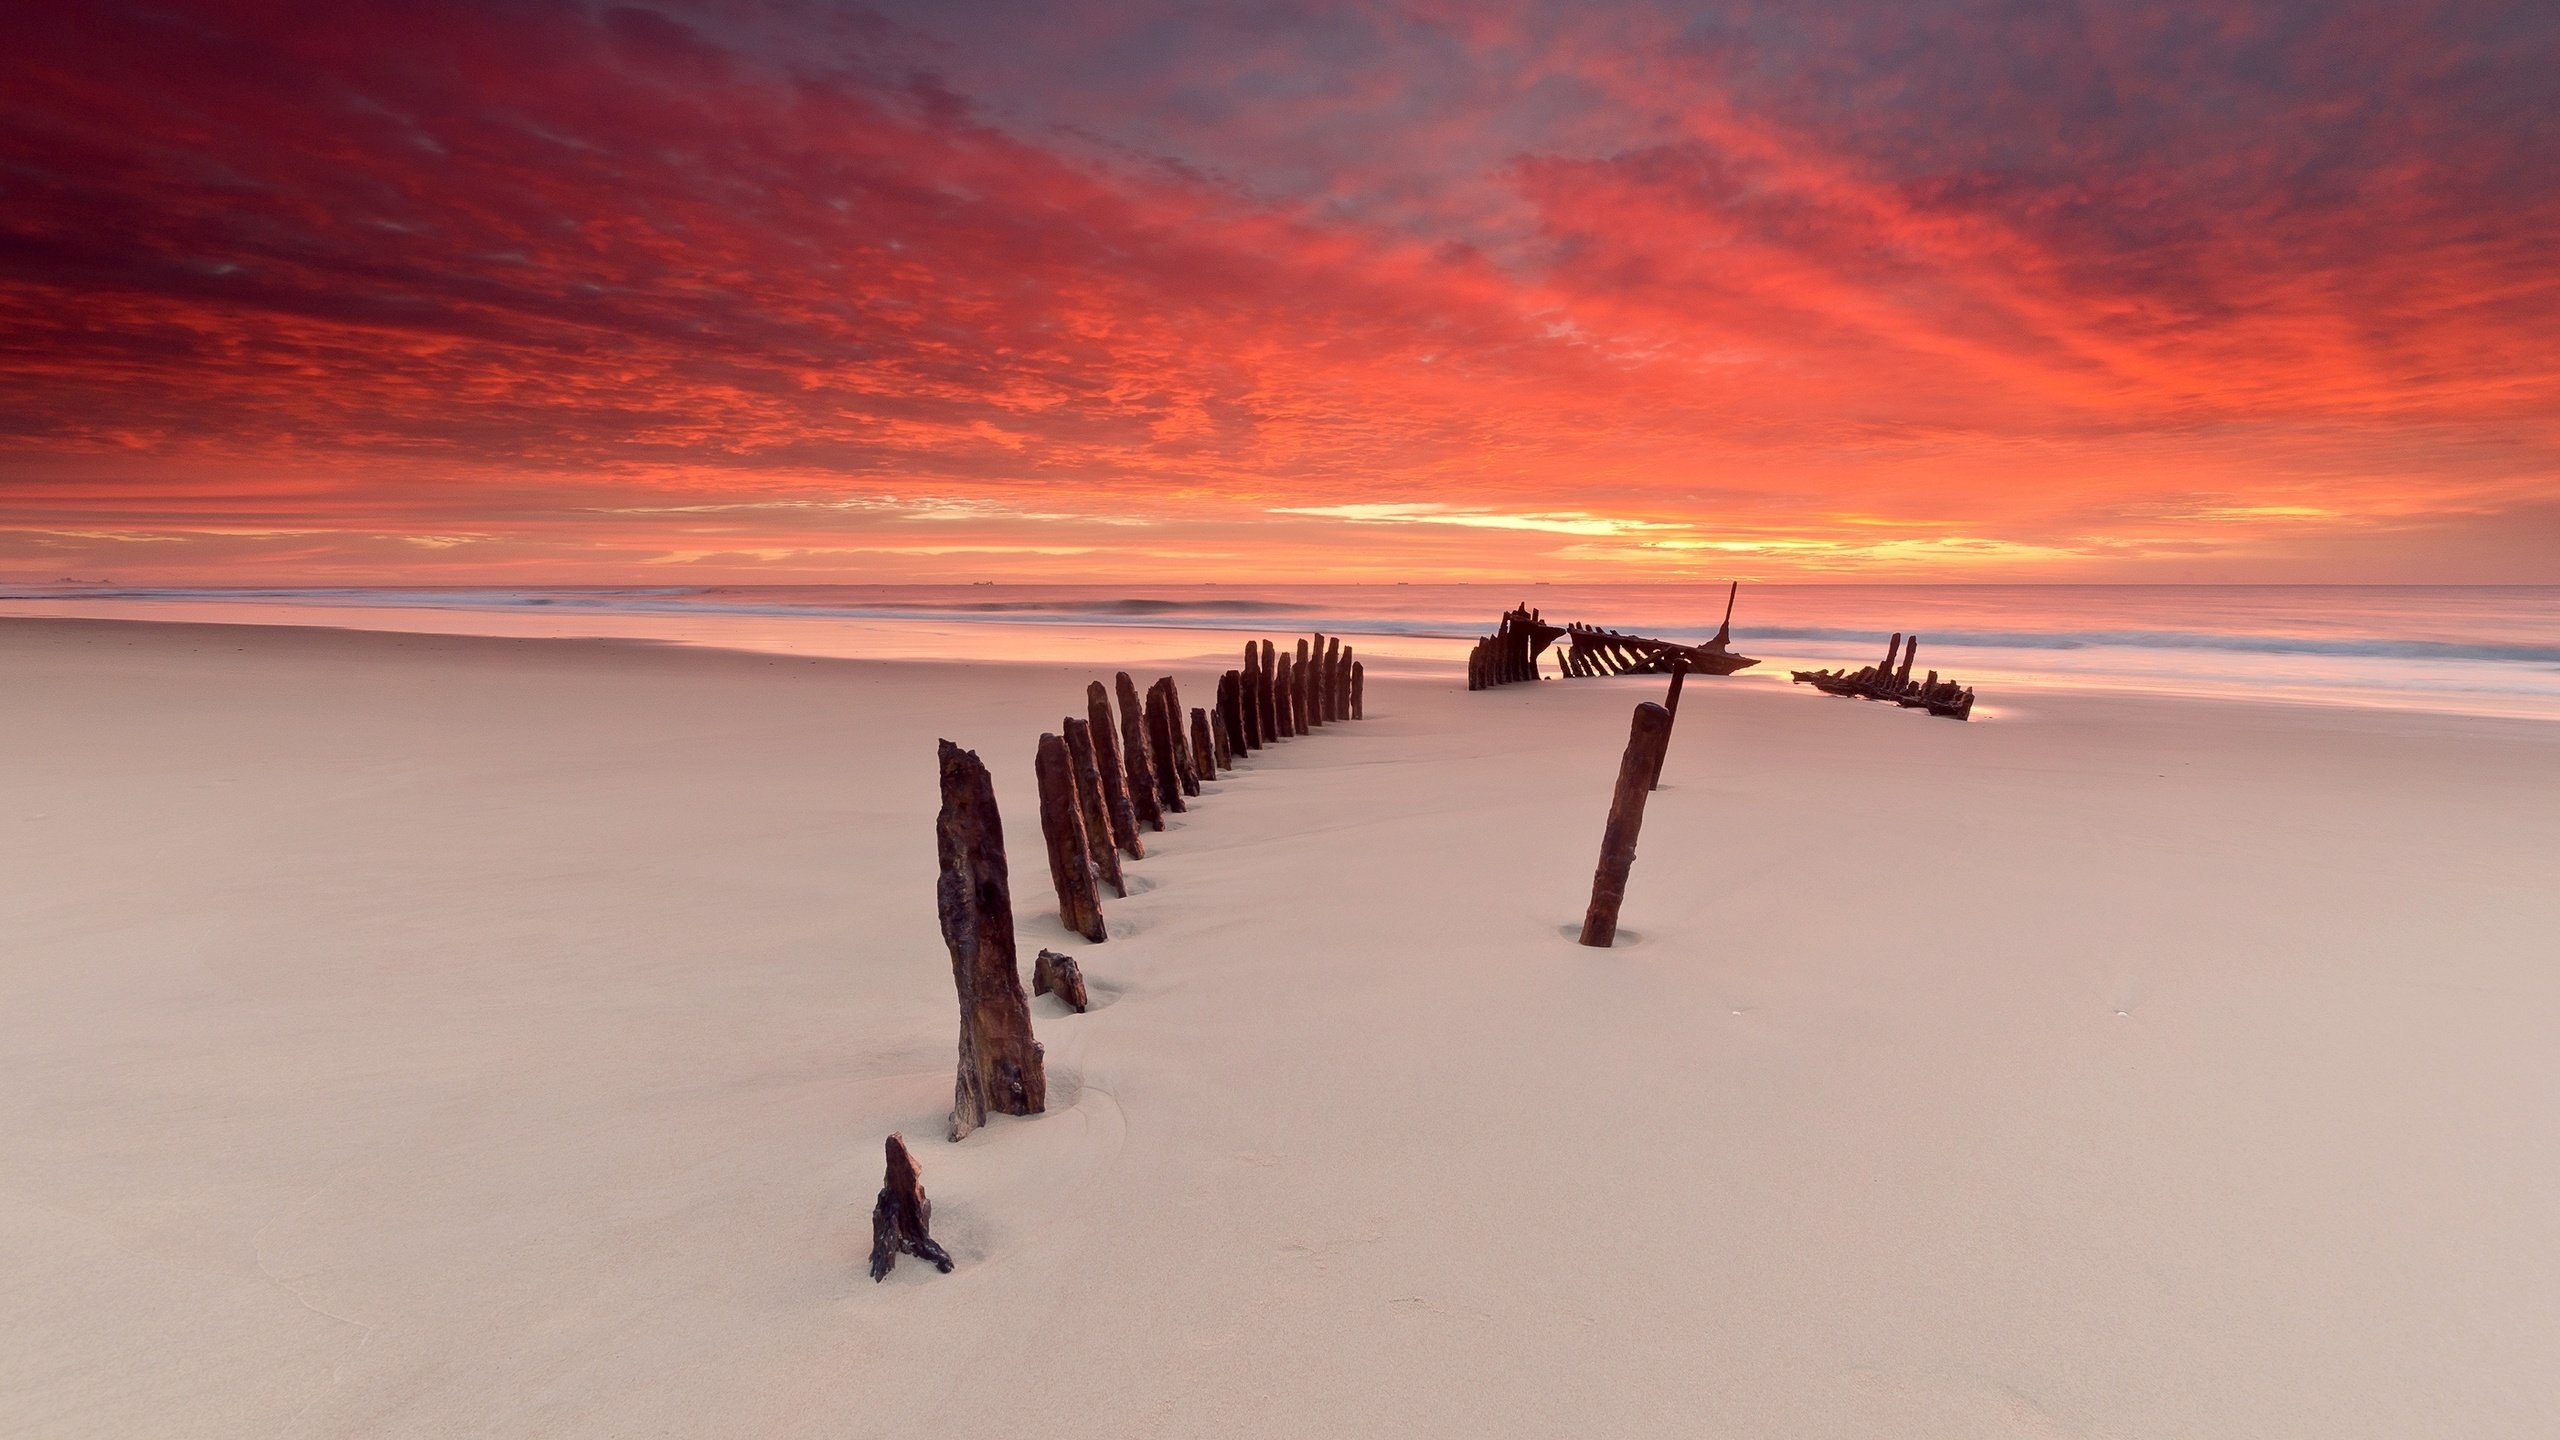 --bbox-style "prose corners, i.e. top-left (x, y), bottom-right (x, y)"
top-left (4, 2), bottom-right (2555, 584)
